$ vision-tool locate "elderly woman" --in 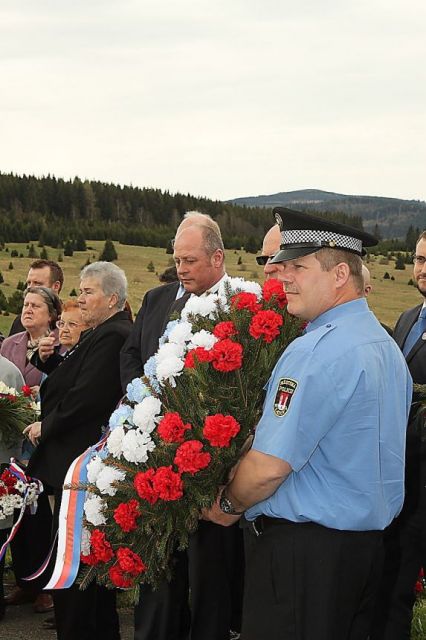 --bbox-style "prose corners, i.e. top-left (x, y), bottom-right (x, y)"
top-left (1, 286), bottom-right (62, 391)
top-left (24, 262), bottom-right (132, 640)
top-left (0, 286), bottom-right (61, 614)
